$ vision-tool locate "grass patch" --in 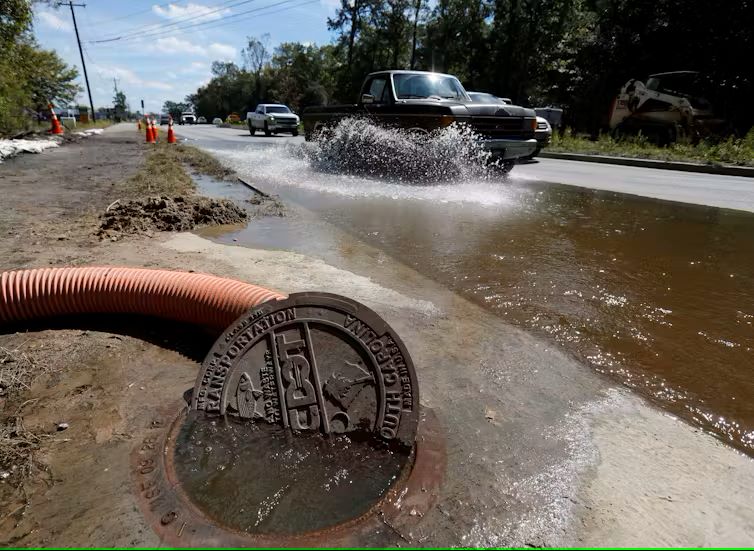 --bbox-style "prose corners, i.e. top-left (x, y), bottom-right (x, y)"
top-left (120, 142), bottom-right (235, 198)
top-left (550, 128), bottom-right (754, 167)
top-left (173, 143), bottom-right (235, 179)
top-left (61, 119), bottom-right (113, 132)
top-left (26, 119), bottom-right (114, 135)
